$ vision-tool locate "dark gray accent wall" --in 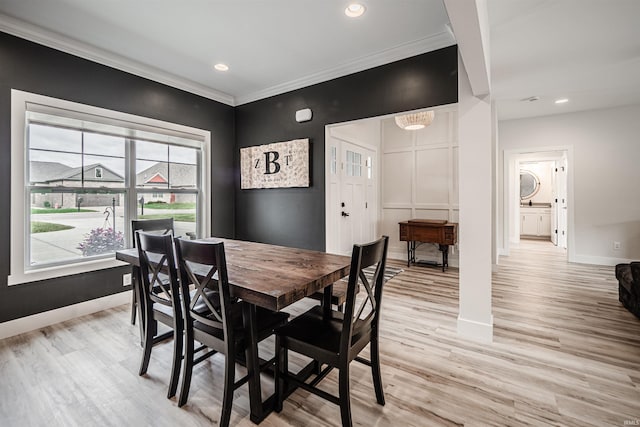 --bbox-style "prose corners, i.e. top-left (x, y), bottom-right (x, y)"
top-left (0, 32), bottom-right (235, 322)
top-left (235, 45), bottom-right (458, 251)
